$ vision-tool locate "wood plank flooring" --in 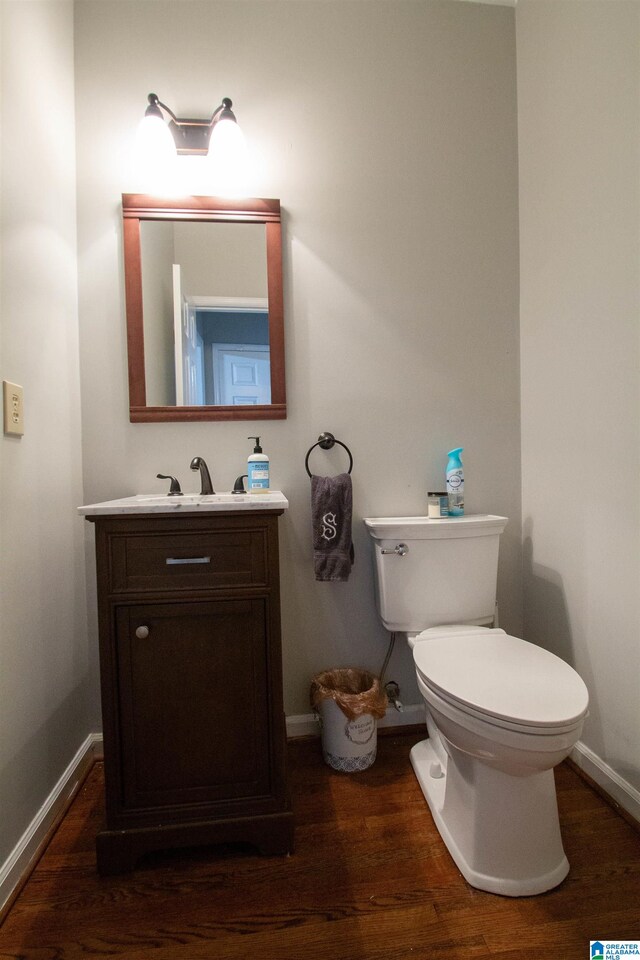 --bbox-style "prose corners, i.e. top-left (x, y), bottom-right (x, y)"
top-left (1, 732), bottom-right (639, 959)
